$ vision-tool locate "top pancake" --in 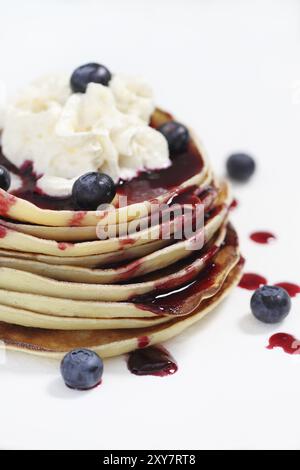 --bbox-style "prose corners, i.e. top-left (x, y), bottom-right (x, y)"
top-left (0, 109), bottom-right (210, 227)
